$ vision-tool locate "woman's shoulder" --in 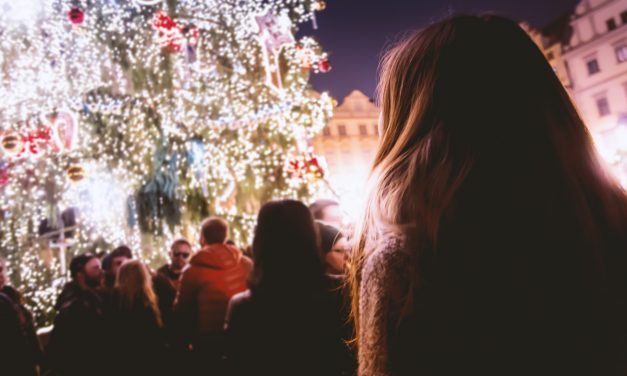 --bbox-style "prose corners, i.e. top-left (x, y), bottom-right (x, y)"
top-left (362, 235), bottom-right (413, 280)
top-left (361, 234), bottom-right (415, 303)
